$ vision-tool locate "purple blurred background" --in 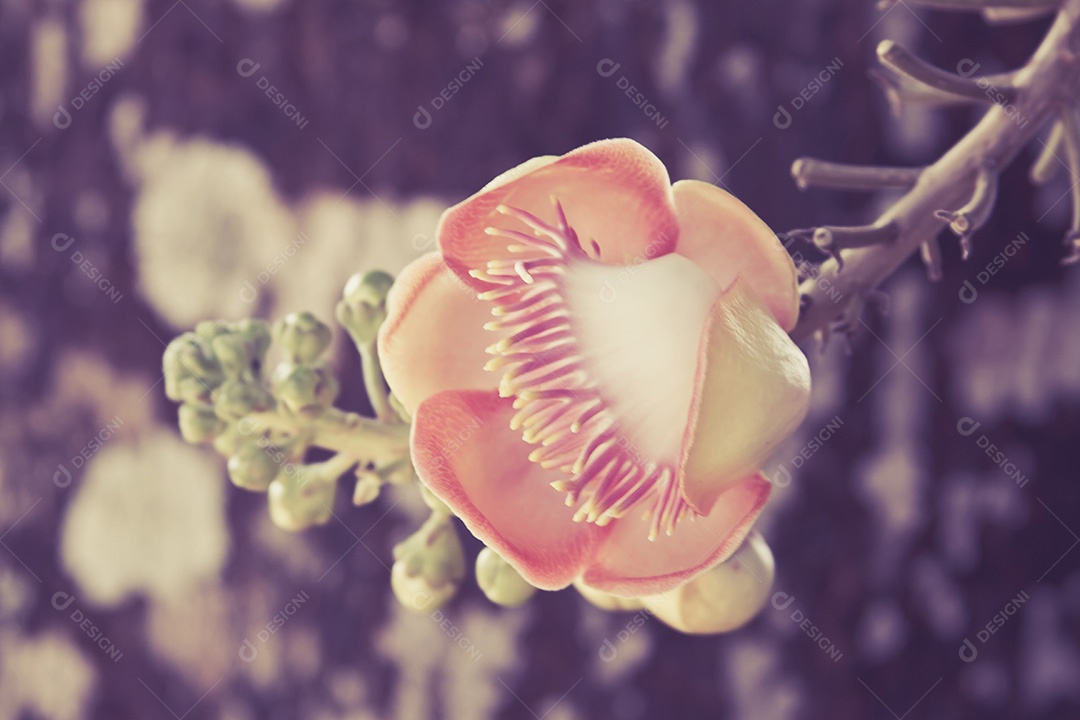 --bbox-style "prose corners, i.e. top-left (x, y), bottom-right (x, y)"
top-left (1, 1), bottom-right (1078, 718)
